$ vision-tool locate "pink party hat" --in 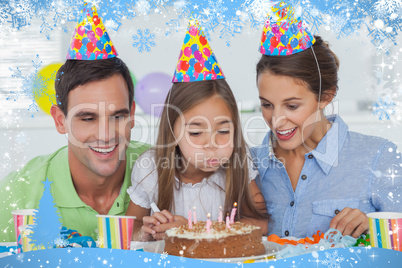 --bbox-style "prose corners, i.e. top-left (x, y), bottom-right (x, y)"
top-left (259, 1), bottom-right (315, 56)
top-left (66, 3), bottom-right (118, 60)
top-left (172, 19), bottom-right (225, 82)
